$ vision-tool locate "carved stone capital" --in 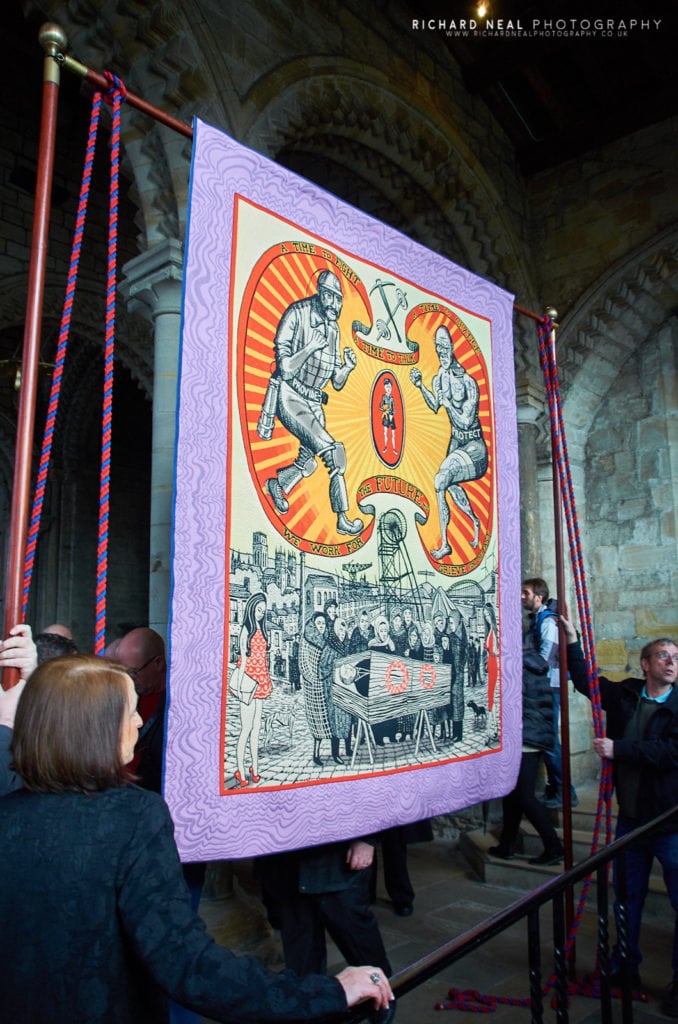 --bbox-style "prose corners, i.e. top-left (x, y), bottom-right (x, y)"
top-left (515, 379), bottom-right (545, 426)
top-left (121, 239), bottom-right (184, 321)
